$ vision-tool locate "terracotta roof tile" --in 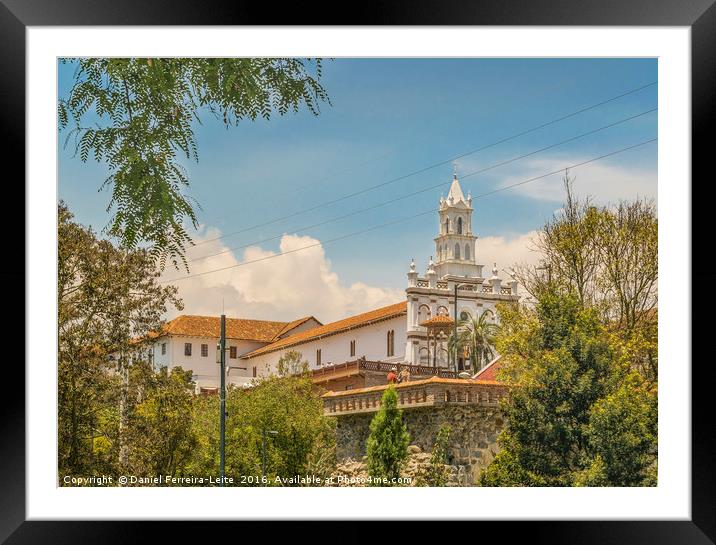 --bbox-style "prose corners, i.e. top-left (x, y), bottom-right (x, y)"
top-left (160, 315), bottom-right (290, 343)
top-left (273, 316), bottom-right (321, 339)
top-left (473, 356), bottom-right (502, 381)
top-left (243, 301), bottom-right (407, 358)
top-left (419, 315), bottom-right (455, 327)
